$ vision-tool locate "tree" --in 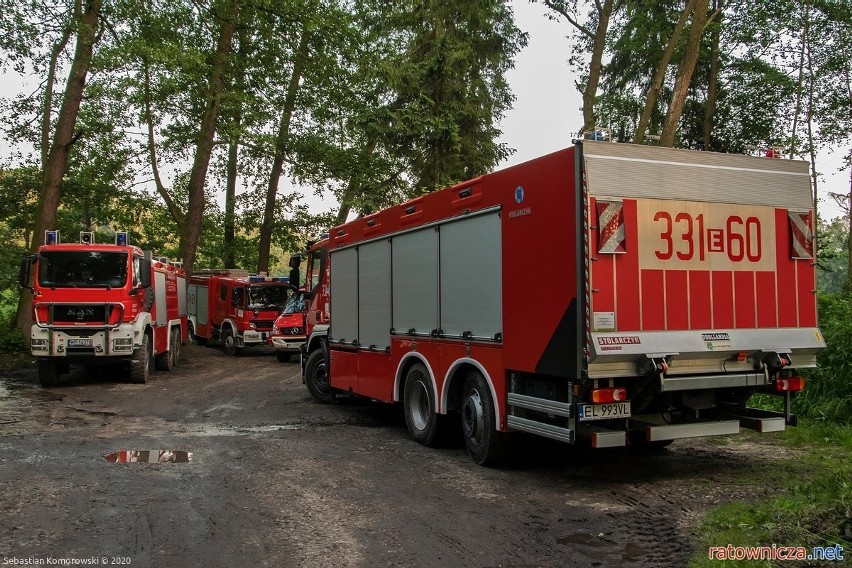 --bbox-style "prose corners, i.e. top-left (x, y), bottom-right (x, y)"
top-left (536, 0), bottom-right (623, 134)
